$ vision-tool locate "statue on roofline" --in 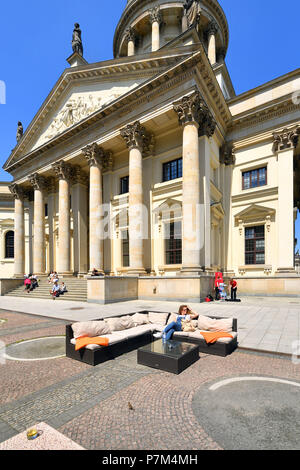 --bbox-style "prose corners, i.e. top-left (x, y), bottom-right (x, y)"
top-left (72, 23), bottom-right (83, 56)
top-left (184, 0), bottom-right (201, 27)
top-left (16, 121), bottom-right (23, 143)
